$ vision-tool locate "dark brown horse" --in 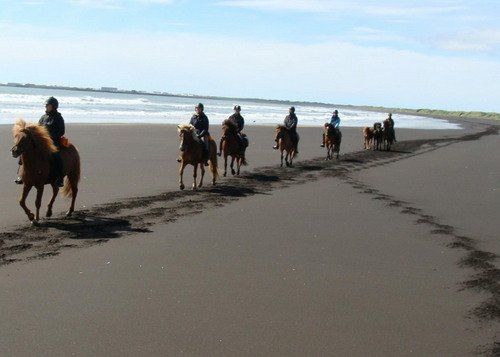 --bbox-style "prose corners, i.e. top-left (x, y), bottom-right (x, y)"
top-left (177, 124), bottom-right (218, 190)
top-left (373, 122), bottom-right (384, 150)
top-left (275, 125), bottom-right (297, 167)
top-left (383, 119), bottom-right (395, 151)
top-left (219, 119), bottom-right (247, 177)
top-left (324, 124), bottom-right (341, 160)
top-left (363, 126), bottom-right (374, 150)
top-left (11, 119), bottom-right (81, 223)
